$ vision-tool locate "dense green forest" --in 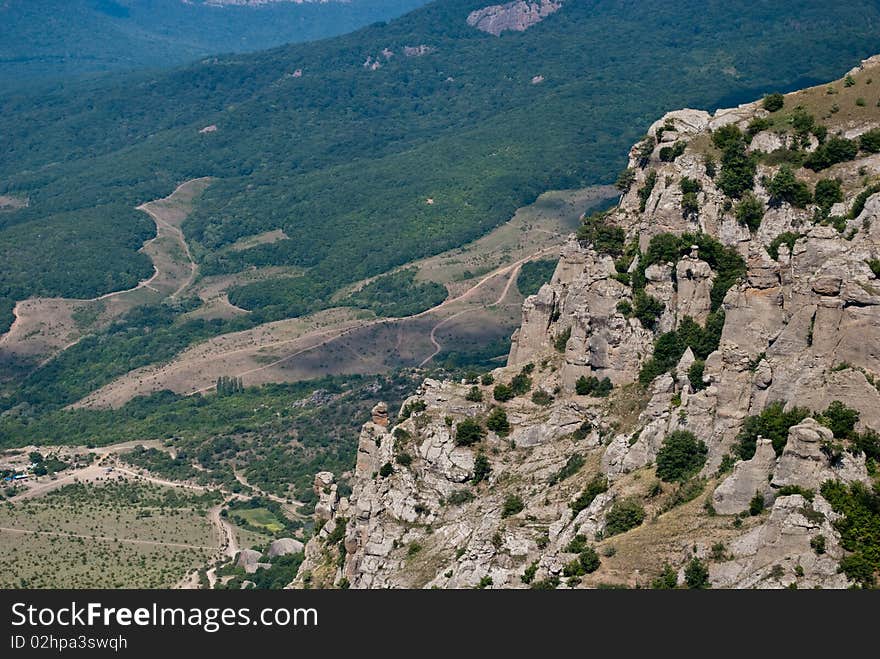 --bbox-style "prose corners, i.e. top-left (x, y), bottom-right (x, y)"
top-left (4, 0), bottom-right (879, 336)
top-left (516, 259), bottom-right (558, 297)
top-left (0, 0), bottom-right (430, 89)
